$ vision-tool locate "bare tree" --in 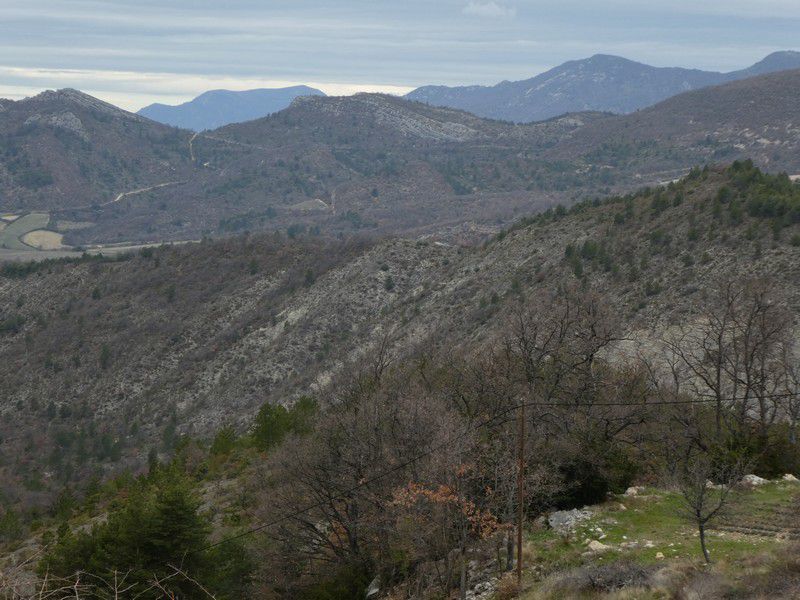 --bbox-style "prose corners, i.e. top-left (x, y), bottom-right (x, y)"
top-left (780, 339), bottom-right (800, 445)
top-left (674, 452), bottom-right (746, 564)
top-left (252, 360), bottom-right (467, 597)
top-left (663, 278), bottom-right (793, 447)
